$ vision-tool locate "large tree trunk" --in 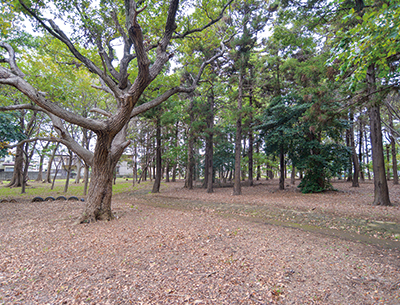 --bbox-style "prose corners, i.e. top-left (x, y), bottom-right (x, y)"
top-left (233, 71), bottom-right (243, 195)
top-left (80, 134), bottom-right (116, 222)
top-left (7, 145), bottom-right (24, 187)
top-left (152, 119), bottom-right (162, 193)
top-left (367, 64), bottom-right (391, 206)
